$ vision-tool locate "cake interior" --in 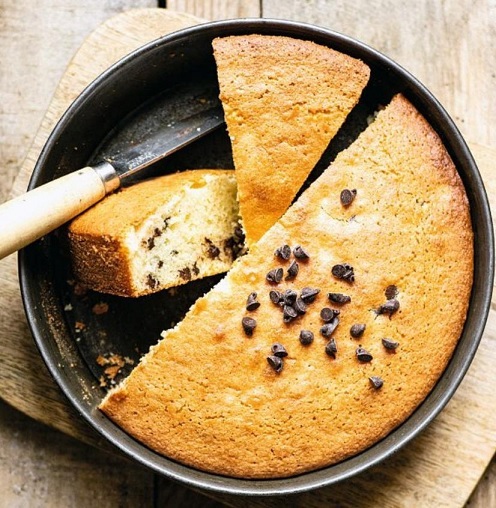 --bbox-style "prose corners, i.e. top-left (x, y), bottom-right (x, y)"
top-left (126, 172), bottom-right (241, 294)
